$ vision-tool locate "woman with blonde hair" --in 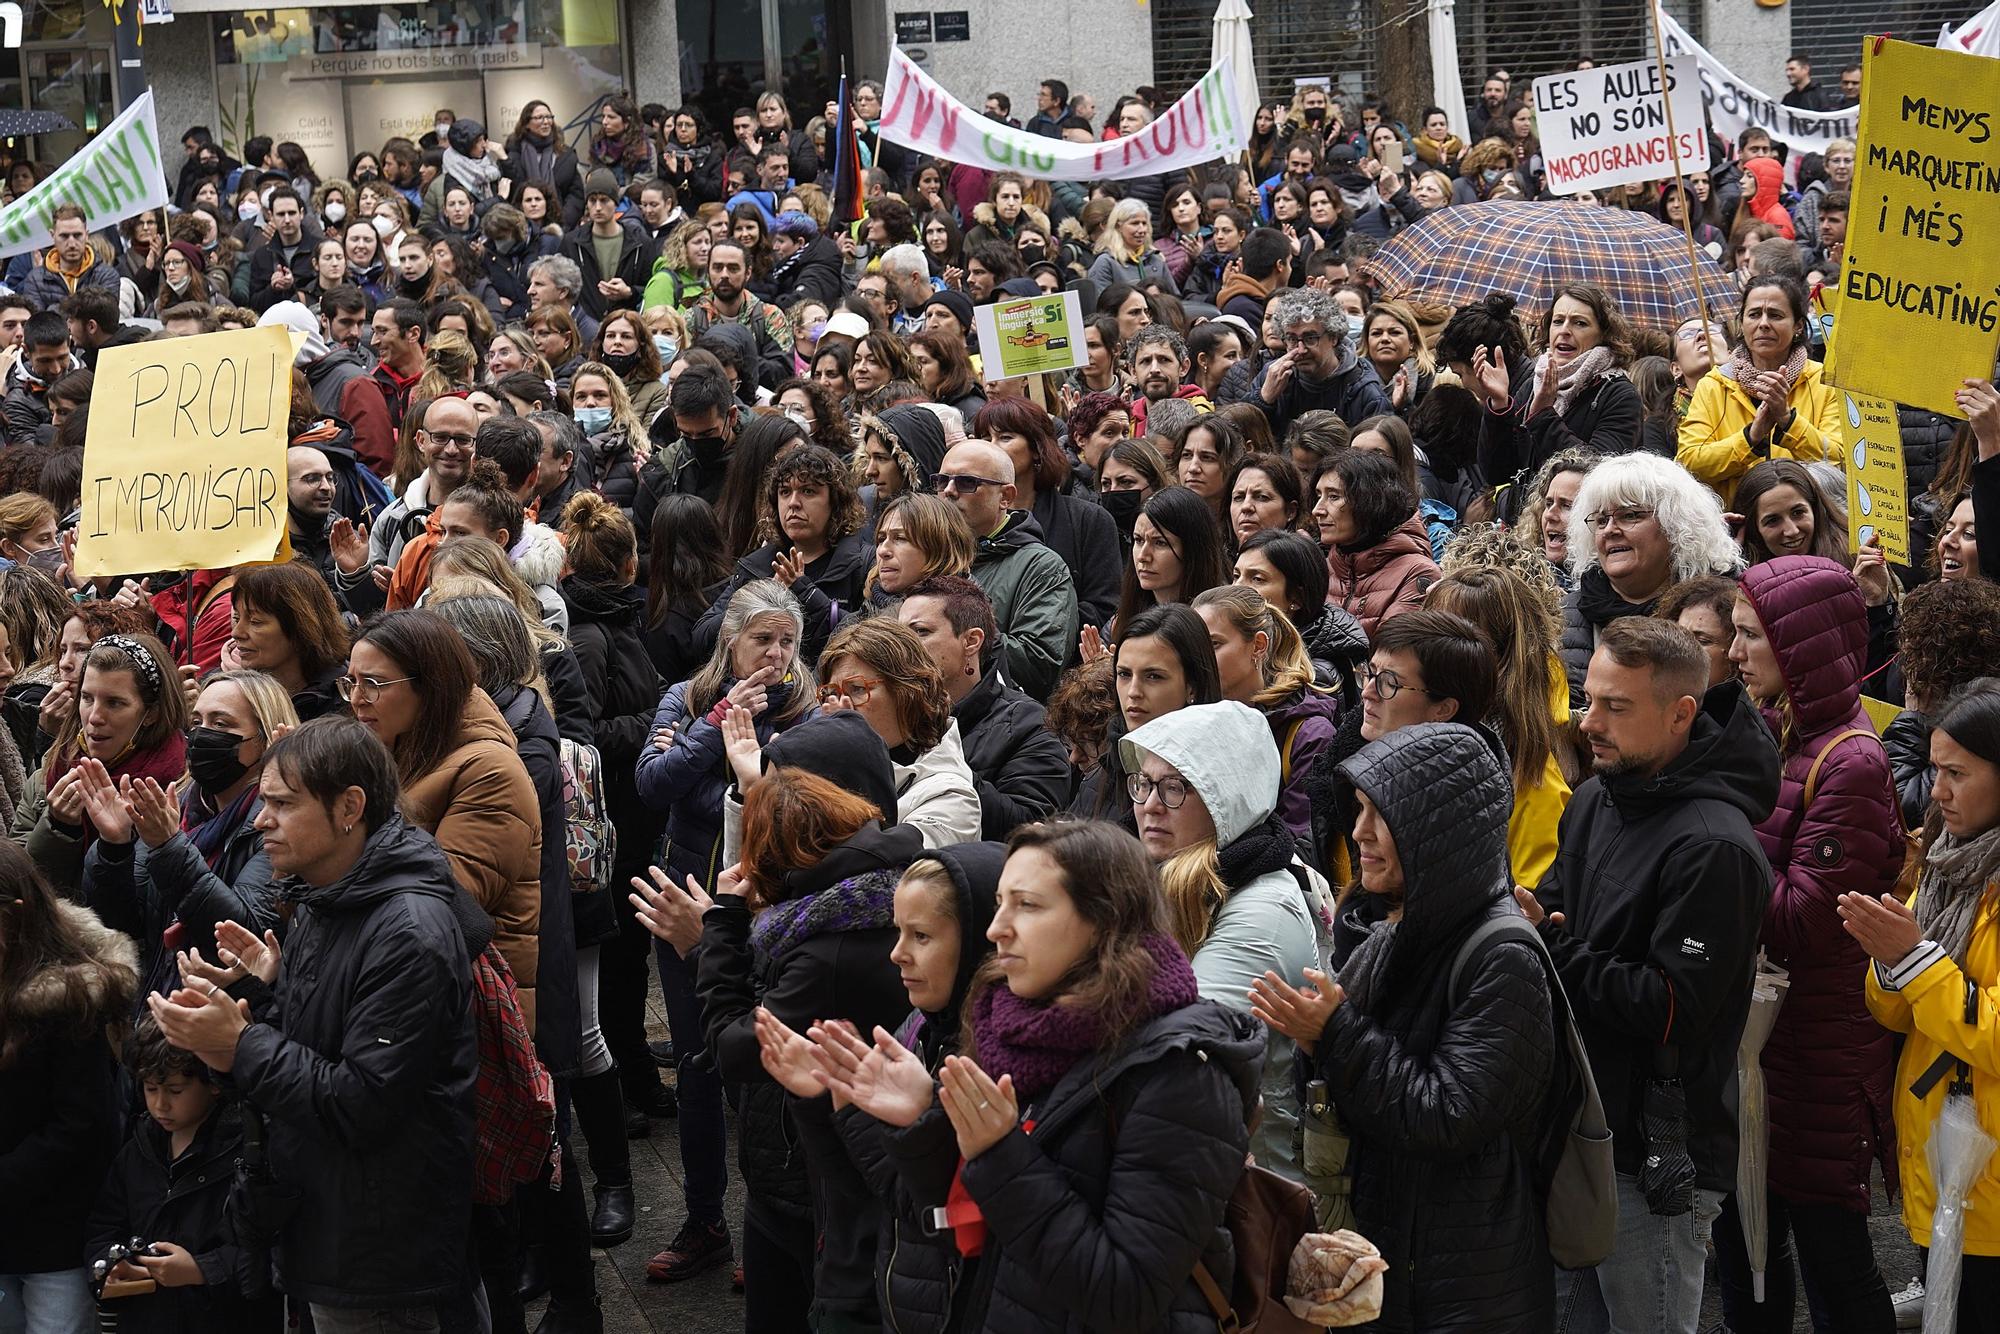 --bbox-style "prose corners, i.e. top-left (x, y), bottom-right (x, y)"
top-left (484, 325), bottom-right (553, 380)
top-left (569, 360), bottom-right (650, 510)
top-left (77, 668), bottom-right (297, 1005)
top-left (1426, 565), bottom-right (1572, 886)
top-left (415, 329), bottom-right (479, 399)
top-left (0, 492), bottom-right (58, 566)
top-left (1190, 585), bottom-right (1341, 842)
top-left (1086, 196), bottom-right (1179, 295)
top-left (867, 492), bottom-right (975, 602)
top-left (1363, 300), bottom-right (1435, 417)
